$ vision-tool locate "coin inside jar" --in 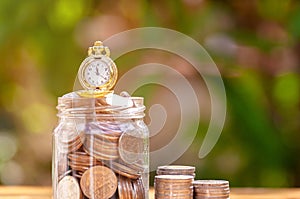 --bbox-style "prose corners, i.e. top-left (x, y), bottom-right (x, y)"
top-left (57, 176), bottom-right (81, 199)
top-left (118, 128), bottom-right (145, 164)
top-left (82, 123), bottom-right (121, 161)
top-left (80, 165), bottom-right (118, 199)
top-left (103, 160), bottom-right (142, 179)
top-left (68, 151), bottom-right (102, 178)
top-left (118, 176), bottom-right (134, 199)
top-left (83, 135), bottom-right (119, 160)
